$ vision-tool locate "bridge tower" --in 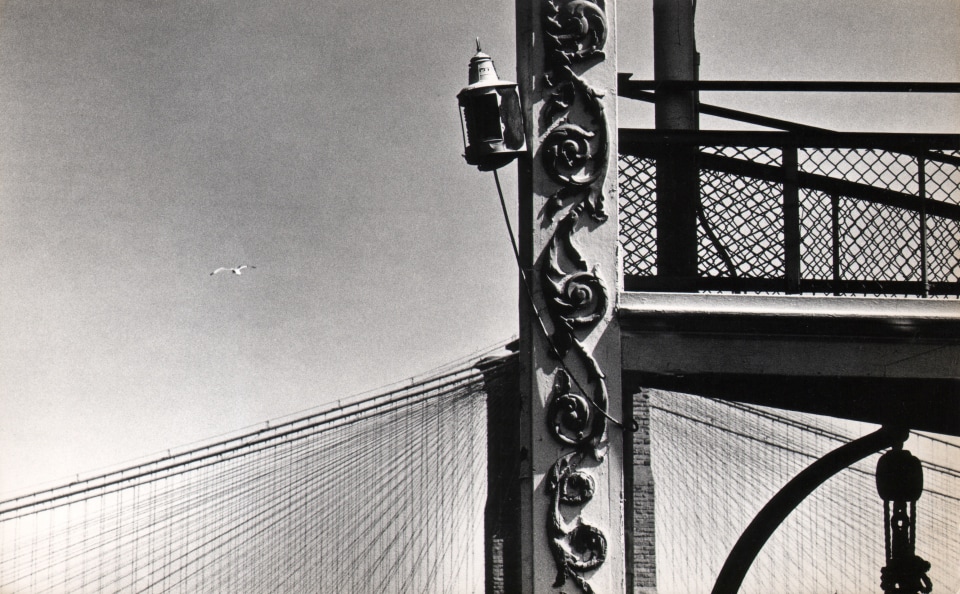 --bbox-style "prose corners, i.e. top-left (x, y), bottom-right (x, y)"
top-left (487, 1), bottom-right (960, 593)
